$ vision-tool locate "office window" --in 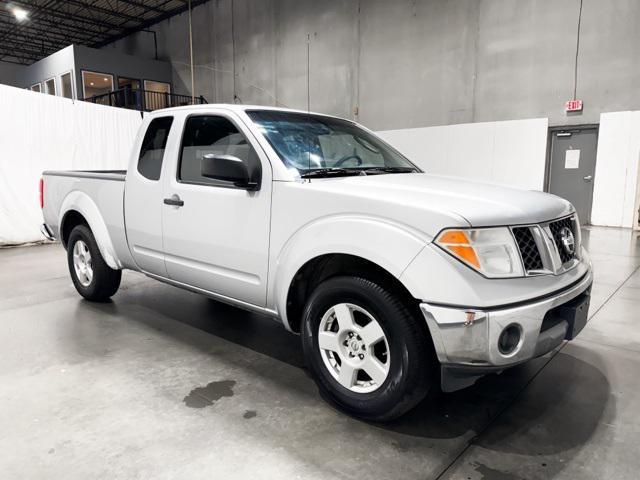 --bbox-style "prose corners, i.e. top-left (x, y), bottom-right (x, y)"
top-left (44, 78), bottom-right (56, 95)
top-left (30, 83), bottom-right (41, 93)
top-left (60, 71), bottom-right (73, 99)
top-left (118, 77), bottom-right (140, 89)
top-left (138, 117), bottom-right (174, 181)
top-left (82, 71), bottom-right (113, 100)
top-left (144, 80), bottom-right (171, 110)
